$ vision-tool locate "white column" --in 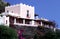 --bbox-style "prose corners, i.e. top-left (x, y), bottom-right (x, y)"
top-left (41, 21), bottom-right (43, 26)
top-left (32, 20), bottom-right (34, 25)
top-left (23, 19), bottom-right (25, 24)
top-left (14, 18), bottom-right (16, 23)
